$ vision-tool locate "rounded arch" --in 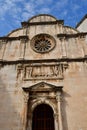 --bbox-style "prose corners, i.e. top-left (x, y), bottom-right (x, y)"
top-left (33, 103), bottom-right (54, 114)
top-left (31, 99), bottom-right (56, 114)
